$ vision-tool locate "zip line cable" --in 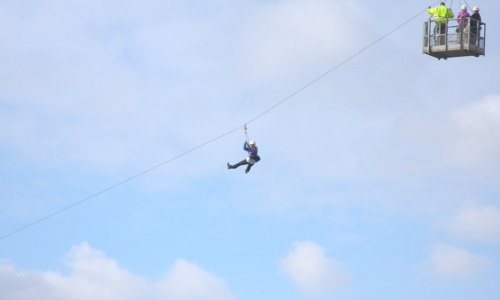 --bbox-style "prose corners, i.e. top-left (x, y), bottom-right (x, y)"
top-left (245, 2), bottom-right (439, 125)
top-left (0, 2), bottom-right (438, 241)
top-left (0, 127), bottom-right (242, 241)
